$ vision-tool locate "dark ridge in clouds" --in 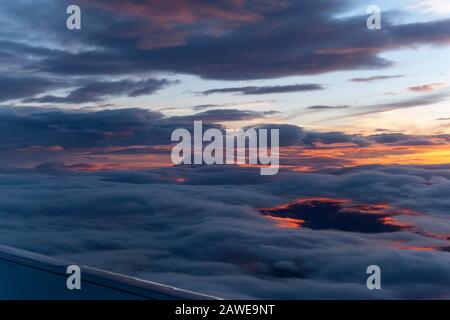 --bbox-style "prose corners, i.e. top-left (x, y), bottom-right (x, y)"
top-left (1, 106), bottom-right (445, 153)
top-left (0, 76), bottom-right (63, 103)
top-left (375, 128), bottom-right (394, 132)
top-left (0, 107), bottom-right (273, 150)
top-left (189, 100), bottom-right (277, 111)
top-left (262, 110), bottom-right (281, 115)
top-left (251, 124), bottom-right (370, 147)
top-left (190, 104), bottom-right (222, 111)
top-left (392, 139), bottom-right (436, 146)
top-left (437, 118), bottom-right (450, 121)
top-left (409, 83), bottom-right (448, 93)
top-left (369, 133), bottom-right (421, 144)
top-left (24, 78), bottom-right (177, 104)
top-left (8, 0), bottom-right (446, 80)
top-left (350, 75), bottom-right (403, 83)
top-left (0, 106), bottom-right (372, 154)
top-left (368, 132), bottom-right (450, 147)
top-left (307, 105), bottom-right (349, 110)
top-left (171, 109), bottom-right (275, 122)
top-left (0, 107), bottom-right (168, 149)
top-left (35, 161), bottom-right (98, 173)
top-left (199, 84), bottom-right (324, 96)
